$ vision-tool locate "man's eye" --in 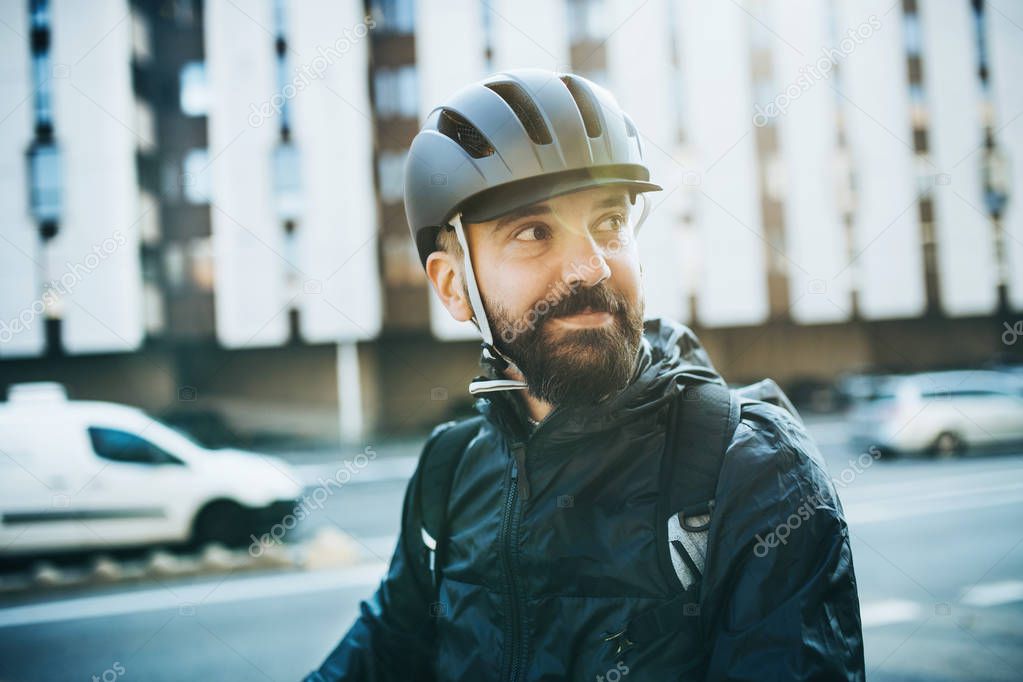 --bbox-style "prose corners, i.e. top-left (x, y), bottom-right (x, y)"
top-left (513, 224), bottom-right (551, 242)
top-left (594, 213), bottom-right (626, 233)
